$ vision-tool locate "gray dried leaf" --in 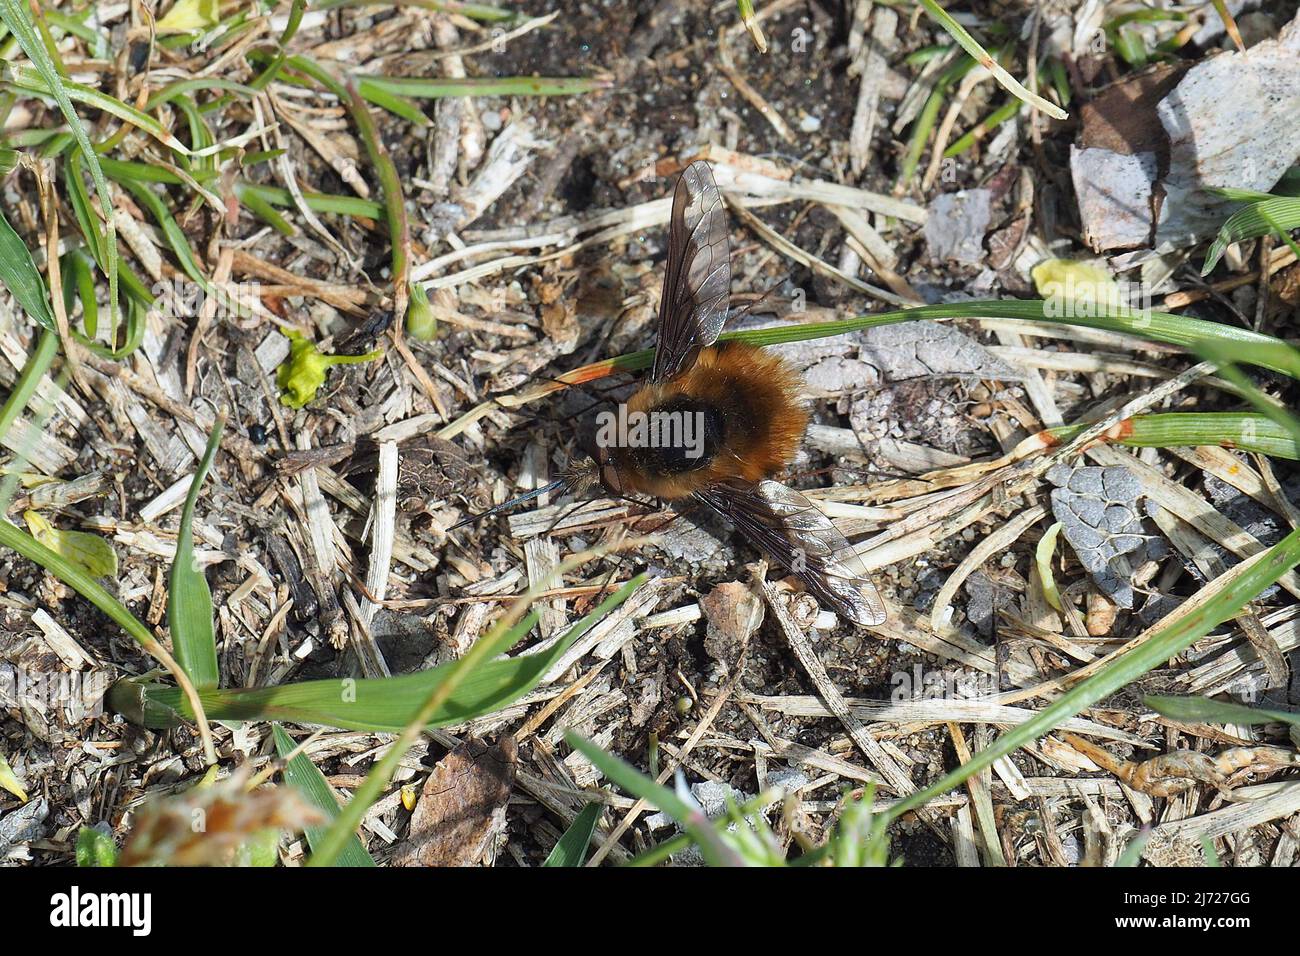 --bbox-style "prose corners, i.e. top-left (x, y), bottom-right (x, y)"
top-left (319, 435), bottom-right (483, 513)
top-left (857, 322), bottom-right (1022, 383)
top-left (800, 356), bottom-right (881, 395)
top-left (964, 570), bottom-right (1014, 638)
top-left (394, 434), bottom-right (482, 513)
top-left (1156, 14), bottom-right (1300, 249)
top-left (0, 798), bottom-right (47, 858)
top-left (924, 189), bottom-right (993, 264)
top-left (1071, 147), bottom-right (1161, 251)
top-left (1047, 464), bottom-right (1165, 609)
